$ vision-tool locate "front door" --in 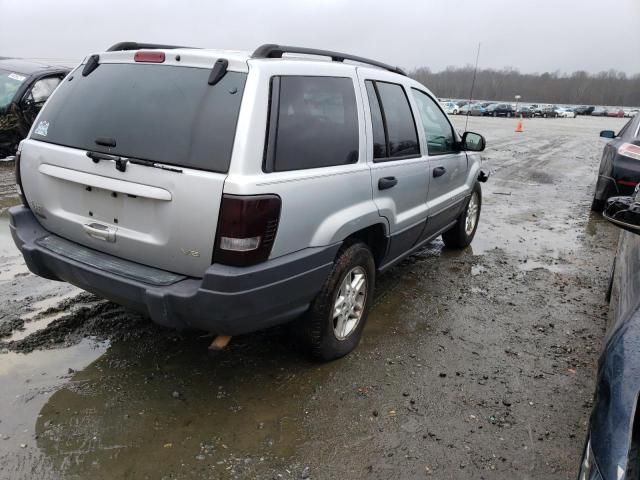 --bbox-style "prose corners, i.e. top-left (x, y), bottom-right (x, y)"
top-left (410, 88), bottom-right (469, 237)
